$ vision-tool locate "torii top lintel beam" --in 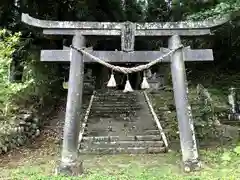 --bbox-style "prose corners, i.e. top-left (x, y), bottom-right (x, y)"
top-left (21, 13), bottom-right (230, 37)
